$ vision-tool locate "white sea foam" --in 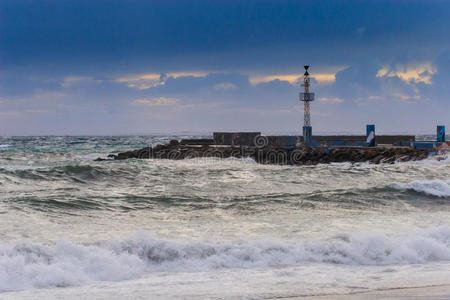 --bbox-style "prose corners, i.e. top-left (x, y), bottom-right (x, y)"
top-left (393, 179), bottom-right (450, 197)
top-left (413, 152), bottom-right (450, 166)
top-left (224, 156), bottom-right (257, 164)
top-left (183, 156), bottom-right (257, 165)
top-left (74, 153), bottom-right (112, 160)
top-left (1, 226), bottom-right (450, 291)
